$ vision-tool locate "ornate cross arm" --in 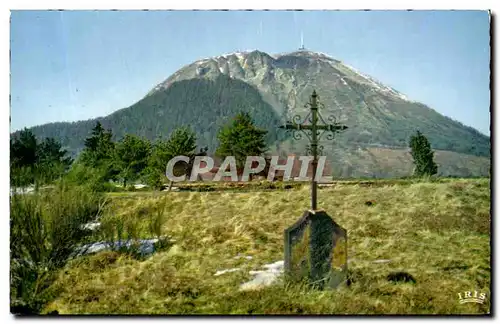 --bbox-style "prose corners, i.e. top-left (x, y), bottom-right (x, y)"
top-left (279, 123), bottom-right (348, 148)
top-left (278, 90), bottom-right (348, 210)
top-left (320, 124), bottom-right (348, 132)
top-left (279, 123), bottom-right (348, 131)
